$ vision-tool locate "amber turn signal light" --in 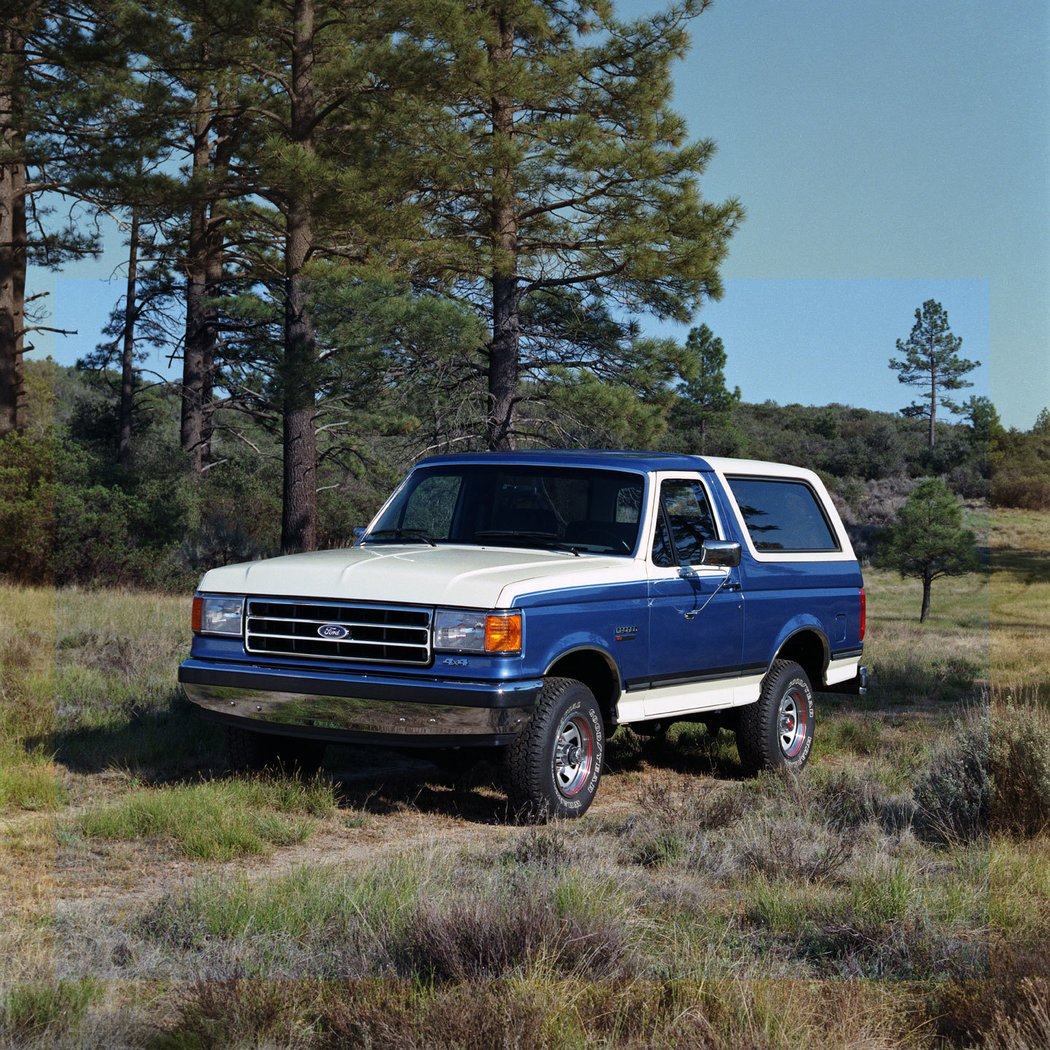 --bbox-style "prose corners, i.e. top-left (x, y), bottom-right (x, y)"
top-left (191, 595), bottom-right (203, 633)
top-left (485, 613), bottom-right (522, 653)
